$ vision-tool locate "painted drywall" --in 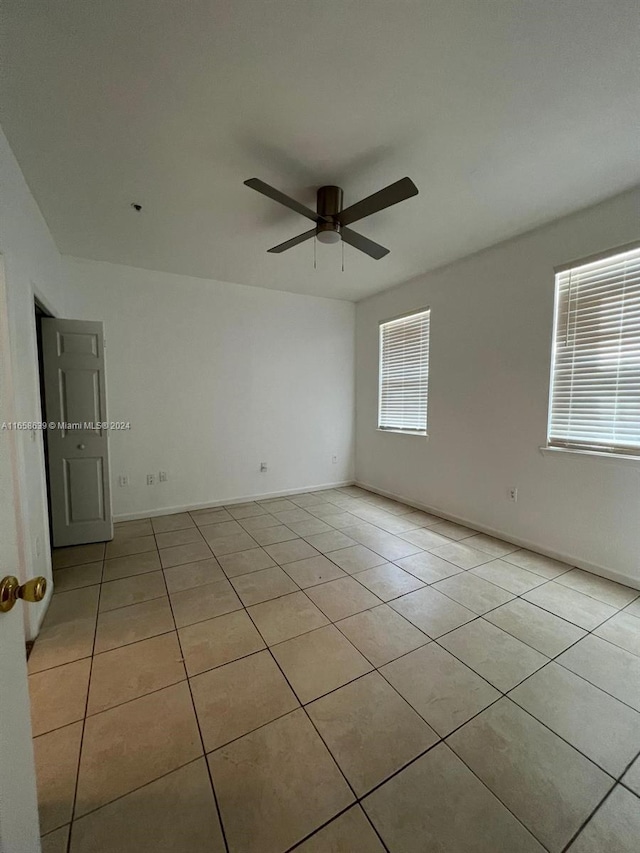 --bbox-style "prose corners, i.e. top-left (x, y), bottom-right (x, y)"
top-left (0, 125), bottom-right (69, 637)
top-left (356, 187), bottom-right (640, 587)
top-left (62, 257), bottom-right (355, 518)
